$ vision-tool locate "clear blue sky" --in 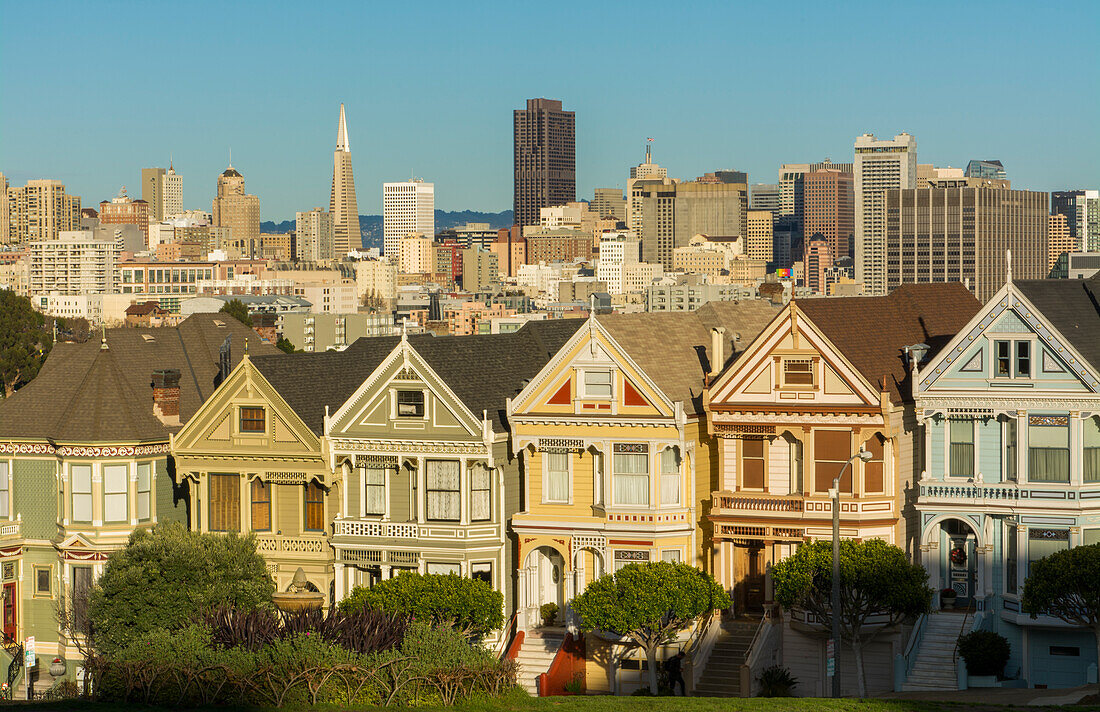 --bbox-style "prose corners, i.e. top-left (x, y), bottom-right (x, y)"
top-left (2, 0), bottom-right (1097, 221)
